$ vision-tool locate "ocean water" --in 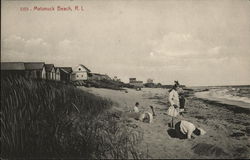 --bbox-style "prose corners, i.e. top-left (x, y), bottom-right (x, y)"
top-left (194, 86), bottom-right (250, 109)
